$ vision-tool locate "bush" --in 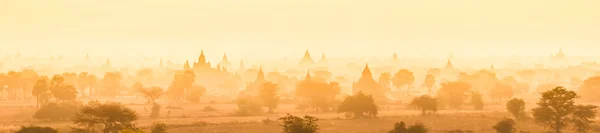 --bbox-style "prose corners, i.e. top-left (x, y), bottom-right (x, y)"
top-left (150, 103), bottom-right (161, 118)
top-left (506, 98), bottom-right (526, 120)
top-left (15, 125), bottom-right (58, 133)
top-left (151, 122), bottom-right (168, 133)
top-left (235, 96), bottom-right (263, 116)
top-left (493, 118), bottom-right (517, 133)
top-left (33, 102), bottom-right (80, 121)
top-left (279, 114), bottom-right (319, 133)
top-left (203, 106), bottom-right (217, 112)
top-left (389, 121), bottom-right (428, 133)
top-left (410, 95), bottom-right (438, 115)
top-left (337, 91), bottom-right (378, 118)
